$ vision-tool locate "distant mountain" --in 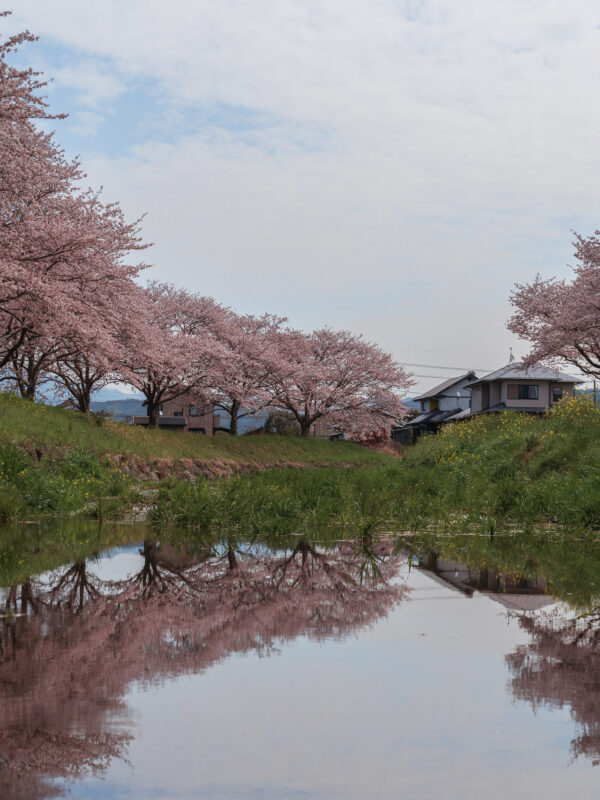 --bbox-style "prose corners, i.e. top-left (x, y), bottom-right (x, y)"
top-left (402, 398), bottom-right (419, 409)
top-left (215, 409), bottom-right (269, 434)
top-left (90, 398), bottom-right (145, 421)
top-left (91, 387), bottom-right (144, 403)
